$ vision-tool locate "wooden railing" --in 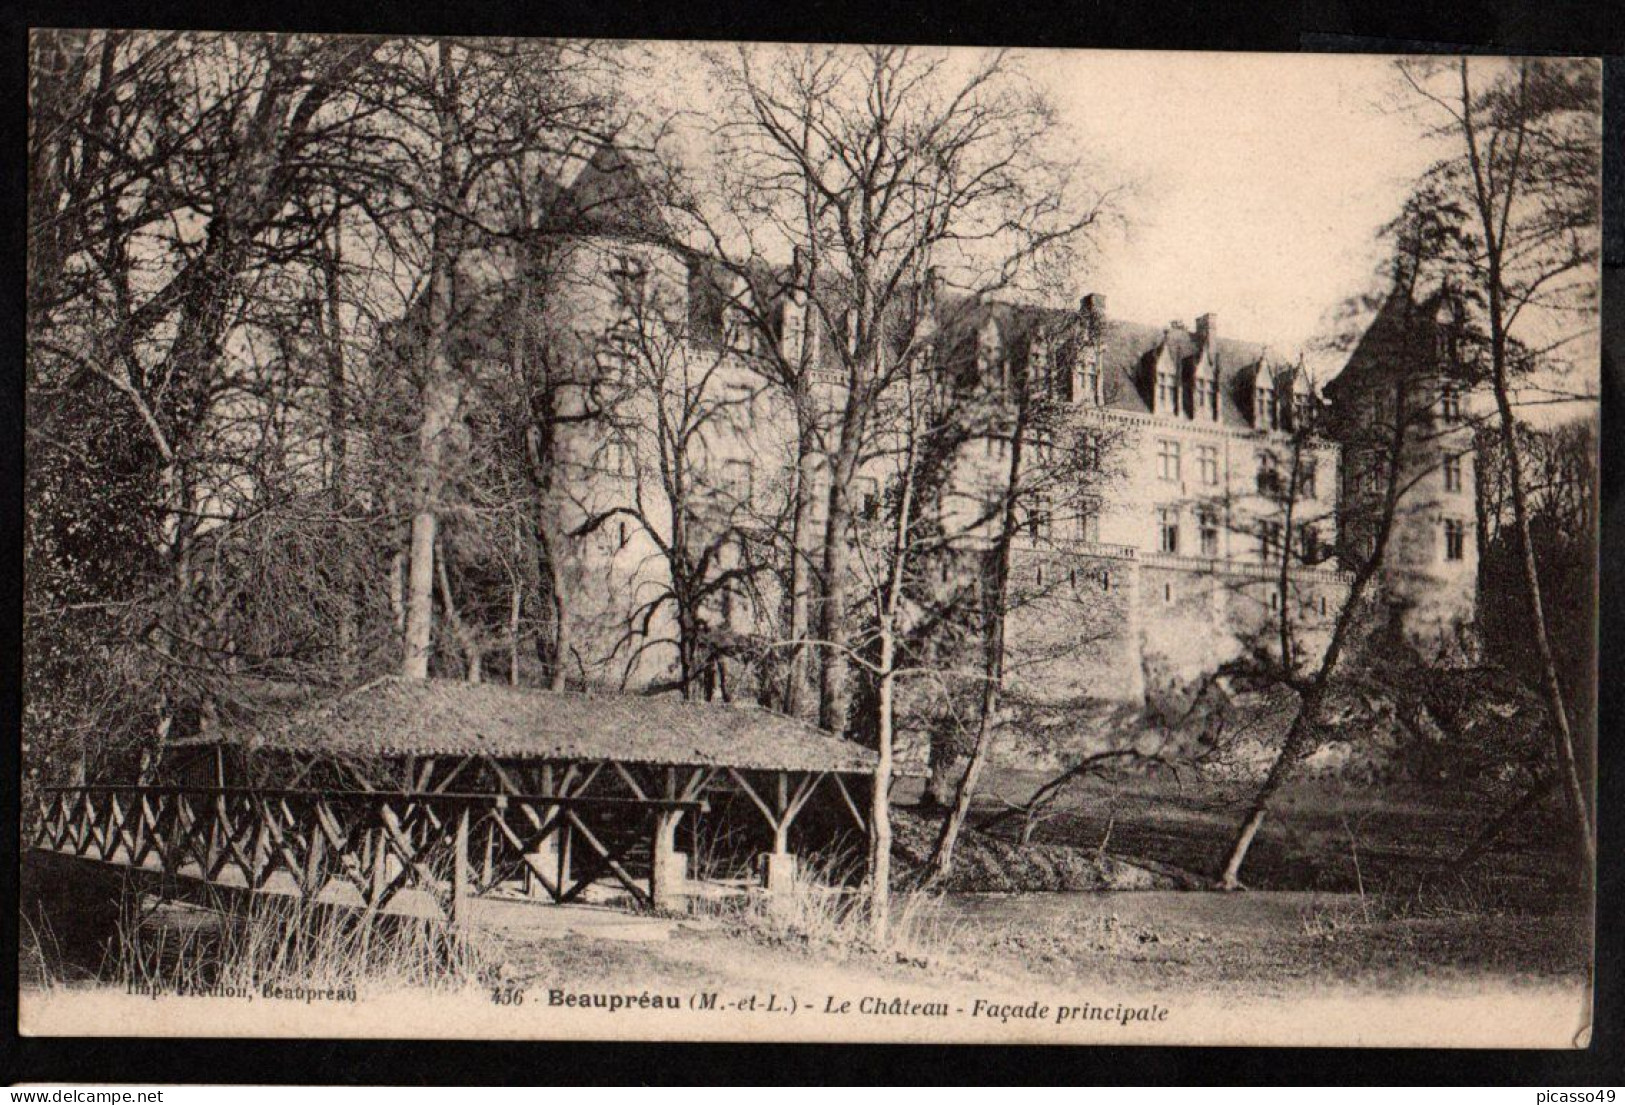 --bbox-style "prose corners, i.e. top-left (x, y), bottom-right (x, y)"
top-left (30, 786), bottom-right (707, 924)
